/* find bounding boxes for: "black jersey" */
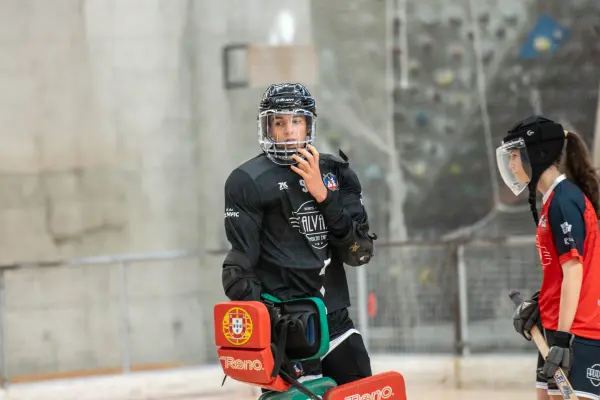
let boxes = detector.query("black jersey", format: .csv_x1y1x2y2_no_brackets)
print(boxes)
222,152,373,311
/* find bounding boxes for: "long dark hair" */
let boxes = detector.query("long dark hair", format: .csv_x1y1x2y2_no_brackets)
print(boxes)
562,131,600,214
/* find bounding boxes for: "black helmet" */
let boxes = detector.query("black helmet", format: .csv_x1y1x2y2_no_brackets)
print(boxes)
257,83,317,165
496,115,566,225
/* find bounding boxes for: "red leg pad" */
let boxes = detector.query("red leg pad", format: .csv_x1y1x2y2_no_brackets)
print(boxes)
214,301,291,392
323,371,407,400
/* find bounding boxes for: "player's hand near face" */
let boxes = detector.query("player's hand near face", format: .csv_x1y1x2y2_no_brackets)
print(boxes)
291,144,328,203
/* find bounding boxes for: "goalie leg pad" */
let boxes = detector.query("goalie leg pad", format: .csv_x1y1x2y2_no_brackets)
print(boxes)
258,377,337,400
323,371,406,400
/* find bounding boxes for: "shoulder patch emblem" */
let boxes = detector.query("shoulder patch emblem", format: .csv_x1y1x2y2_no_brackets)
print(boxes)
323,172,339,191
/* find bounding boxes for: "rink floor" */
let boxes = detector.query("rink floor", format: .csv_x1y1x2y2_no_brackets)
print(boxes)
204,387,534,399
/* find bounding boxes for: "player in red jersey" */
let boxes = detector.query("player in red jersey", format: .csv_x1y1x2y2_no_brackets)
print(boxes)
496,116,600,400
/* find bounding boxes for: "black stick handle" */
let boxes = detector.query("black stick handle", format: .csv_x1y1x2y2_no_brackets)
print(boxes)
508,290,523,306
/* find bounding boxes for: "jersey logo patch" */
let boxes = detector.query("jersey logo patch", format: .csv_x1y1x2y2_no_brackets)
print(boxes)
289,200,328,249
222,307,253,346
560,221,572,235
224,208,240,218
539,215,547,229
323,173,339,191
536,242,553,268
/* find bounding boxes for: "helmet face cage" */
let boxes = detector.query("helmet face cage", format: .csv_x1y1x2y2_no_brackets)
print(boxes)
257,109,316,165
495,137,532,196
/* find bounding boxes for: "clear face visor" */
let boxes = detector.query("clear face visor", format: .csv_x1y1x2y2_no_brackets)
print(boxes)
496,138,532,196
258,109,316,164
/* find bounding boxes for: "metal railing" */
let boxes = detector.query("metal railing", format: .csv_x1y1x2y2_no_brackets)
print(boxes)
0,250,206,386
0,235,541,385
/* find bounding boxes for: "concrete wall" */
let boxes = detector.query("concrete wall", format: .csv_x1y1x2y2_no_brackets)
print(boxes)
0,0,312,378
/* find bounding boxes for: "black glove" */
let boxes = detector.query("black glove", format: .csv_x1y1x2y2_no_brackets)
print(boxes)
512,290,541,340
538,330,573,381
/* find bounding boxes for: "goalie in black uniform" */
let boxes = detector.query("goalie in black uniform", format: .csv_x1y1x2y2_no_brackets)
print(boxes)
221,83,376,385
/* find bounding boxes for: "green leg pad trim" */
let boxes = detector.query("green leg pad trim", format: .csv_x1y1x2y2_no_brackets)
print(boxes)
261,294,330,361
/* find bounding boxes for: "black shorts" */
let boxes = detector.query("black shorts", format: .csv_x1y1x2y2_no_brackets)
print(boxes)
298,308,372,385
299,327,372,384
536,328,600,399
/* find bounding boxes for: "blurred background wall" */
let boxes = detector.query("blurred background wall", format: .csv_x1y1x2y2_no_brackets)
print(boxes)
0,0,598,388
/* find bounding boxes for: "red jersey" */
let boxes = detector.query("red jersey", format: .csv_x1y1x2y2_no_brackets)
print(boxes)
536,174,600,339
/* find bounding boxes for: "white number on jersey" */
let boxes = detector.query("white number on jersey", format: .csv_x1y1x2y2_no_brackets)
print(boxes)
299,179,308,193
